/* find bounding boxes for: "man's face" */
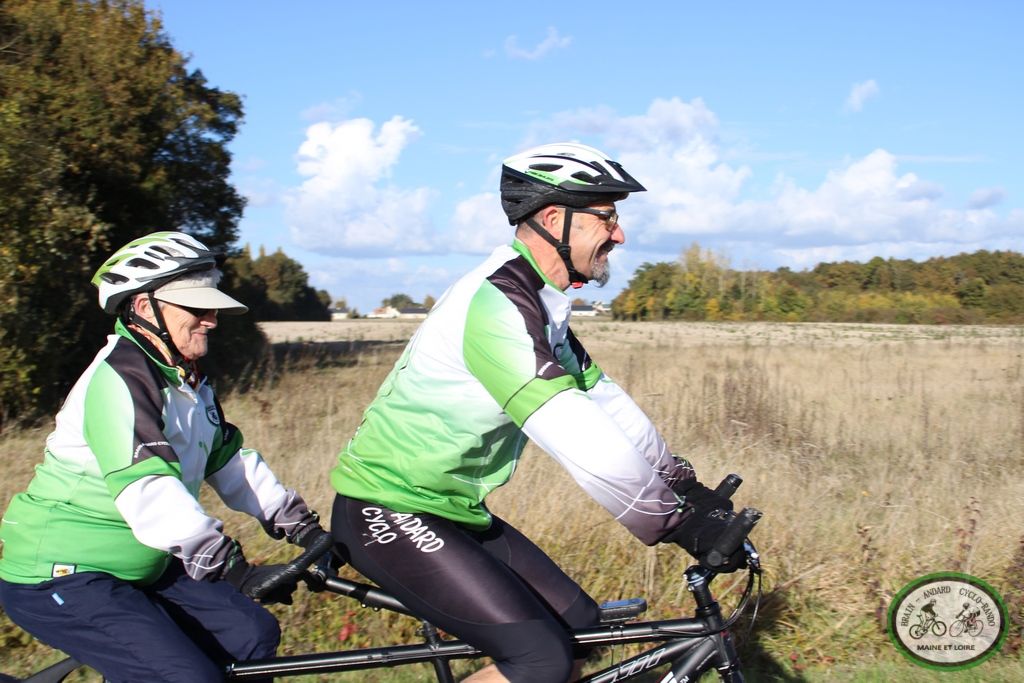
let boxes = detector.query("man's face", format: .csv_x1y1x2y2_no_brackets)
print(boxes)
565,204,624,286
160,302,218,360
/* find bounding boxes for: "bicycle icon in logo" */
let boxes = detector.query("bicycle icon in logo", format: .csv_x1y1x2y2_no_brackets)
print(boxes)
908,599,947,639
950,602,984,638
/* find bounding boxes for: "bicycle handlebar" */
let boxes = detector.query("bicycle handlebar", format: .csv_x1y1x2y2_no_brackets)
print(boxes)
704,507,763,569
713,473,743,499
247,529,335,601
705,473,763,570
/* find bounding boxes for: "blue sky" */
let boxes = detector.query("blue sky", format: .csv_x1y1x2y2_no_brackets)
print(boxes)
150,0,1021,314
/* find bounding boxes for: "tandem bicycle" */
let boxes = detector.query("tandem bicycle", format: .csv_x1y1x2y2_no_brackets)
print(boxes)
3,475,764,683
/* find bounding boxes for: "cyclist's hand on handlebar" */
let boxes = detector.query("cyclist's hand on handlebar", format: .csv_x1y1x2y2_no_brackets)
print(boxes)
663,509,746,573
290,520,328,549
291,525,345,571
224,557,301,605
673,478,734,514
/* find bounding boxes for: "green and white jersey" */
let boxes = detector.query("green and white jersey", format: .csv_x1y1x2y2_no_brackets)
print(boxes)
332,241,693,545
0,321,305,585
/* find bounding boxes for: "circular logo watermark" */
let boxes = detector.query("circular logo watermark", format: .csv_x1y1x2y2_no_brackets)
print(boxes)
887,572,1008,670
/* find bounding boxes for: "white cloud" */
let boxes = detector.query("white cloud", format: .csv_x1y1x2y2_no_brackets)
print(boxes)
844,79,880,112
968,186,1006,209
284,116,437,256
771,150,945,241
237,176,281,208
451,192,510,254
513,98,1020,267
896,153,987,164
775,235,1023,269
524,97,752,242
307,255,465,313
287,96,1020,305
504,27,572,60
300,93,364,122
233,156,268,173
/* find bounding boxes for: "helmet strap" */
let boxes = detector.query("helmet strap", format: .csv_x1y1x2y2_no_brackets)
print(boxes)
125,293,186,368
526,209,589,289
146,292,187,367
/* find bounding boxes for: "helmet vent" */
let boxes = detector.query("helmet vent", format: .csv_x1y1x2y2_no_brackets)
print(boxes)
572,171,598,182
126,257,159,269
529,163,563,172
100,272,130,285
148,246,176,257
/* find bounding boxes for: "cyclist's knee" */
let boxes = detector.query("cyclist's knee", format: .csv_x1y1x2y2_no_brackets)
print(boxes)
561,591,600,630
228,604,281,659
488,620,574,683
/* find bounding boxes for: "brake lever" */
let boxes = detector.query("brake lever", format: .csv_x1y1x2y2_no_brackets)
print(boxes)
302,546,341,592
743,540,762,574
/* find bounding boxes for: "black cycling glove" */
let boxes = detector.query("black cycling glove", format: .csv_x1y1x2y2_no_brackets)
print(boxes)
222,543,300,605
672,477,734,515
663,509,746,573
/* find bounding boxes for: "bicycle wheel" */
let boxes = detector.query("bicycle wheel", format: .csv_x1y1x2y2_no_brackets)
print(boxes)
909,624,925,640
931,620,947,637
968,621,983,637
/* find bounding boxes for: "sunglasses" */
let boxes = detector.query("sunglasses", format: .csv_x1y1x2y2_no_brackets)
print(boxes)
556,205,619,230
176,303,215,318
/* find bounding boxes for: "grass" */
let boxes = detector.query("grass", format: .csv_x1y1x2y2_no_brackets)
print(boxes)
2,320,1023,681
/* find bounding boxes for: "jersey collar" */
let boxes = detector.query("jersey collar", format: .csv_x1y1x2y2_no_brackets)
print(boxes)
114,318,193,387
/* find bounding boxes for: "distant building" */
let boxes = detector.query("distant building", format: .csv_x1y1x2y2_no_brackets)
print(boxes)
367,306,400,319
571,303,598,317
398,306,430,319
329,306,351,321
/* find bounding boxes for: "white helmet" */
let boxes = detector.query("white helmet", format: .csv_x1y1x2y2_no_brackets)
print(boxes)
500,142,645,225
92,231,222,314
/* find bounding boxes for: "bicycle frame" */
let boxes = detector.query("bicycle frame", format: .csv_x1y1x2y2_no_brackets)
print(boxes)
226,563,756,682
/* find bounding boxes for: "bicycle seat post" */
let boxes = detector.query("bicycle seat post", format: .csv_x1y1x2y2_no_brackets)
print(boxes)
418,619,456,683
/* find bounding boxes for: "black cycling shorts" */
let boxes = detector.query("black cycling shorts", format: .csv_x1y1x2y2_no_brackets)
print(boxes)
331,494,600,682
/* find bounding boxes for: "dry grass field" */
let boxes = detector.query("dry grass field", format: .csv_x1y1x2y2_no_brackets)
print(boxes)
3,319,1023,681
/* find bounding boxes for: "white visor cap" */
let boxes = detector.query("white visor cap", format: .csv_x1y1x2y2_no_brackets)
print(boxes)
152,268,248,315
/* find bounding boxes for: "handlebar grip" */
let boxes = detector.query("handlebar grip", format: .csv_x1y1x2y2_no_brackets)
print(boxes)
247,529,335,600
704,507,762,569
714,473,743,500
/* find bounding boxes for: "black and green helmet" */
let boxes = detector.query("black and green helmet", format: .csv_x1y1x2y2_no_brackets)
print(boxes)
499,142,646,226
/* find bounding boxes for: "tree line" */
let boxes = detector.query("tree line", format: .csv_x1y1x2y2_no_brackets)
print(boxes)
612,244,1024,324
230,245,331,322
0,0,333,425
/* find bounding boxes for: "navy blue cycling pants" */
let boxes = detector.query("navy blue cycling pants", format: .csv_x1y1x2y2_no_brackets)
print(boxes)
0,560,279,683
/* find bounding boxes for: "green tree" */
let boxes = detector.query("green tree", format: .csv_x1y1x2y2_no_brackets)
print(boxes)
383,293,415,309
227,247,329,321
812,261,866,291
955,277,987,308
0,0,253,424
981,283,1024,321
612,262,680,320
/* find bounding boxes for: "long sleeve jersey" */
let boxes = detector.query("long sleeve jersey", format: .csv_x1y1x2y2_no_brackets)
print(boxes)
332,241,694,545
0,320,308,585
